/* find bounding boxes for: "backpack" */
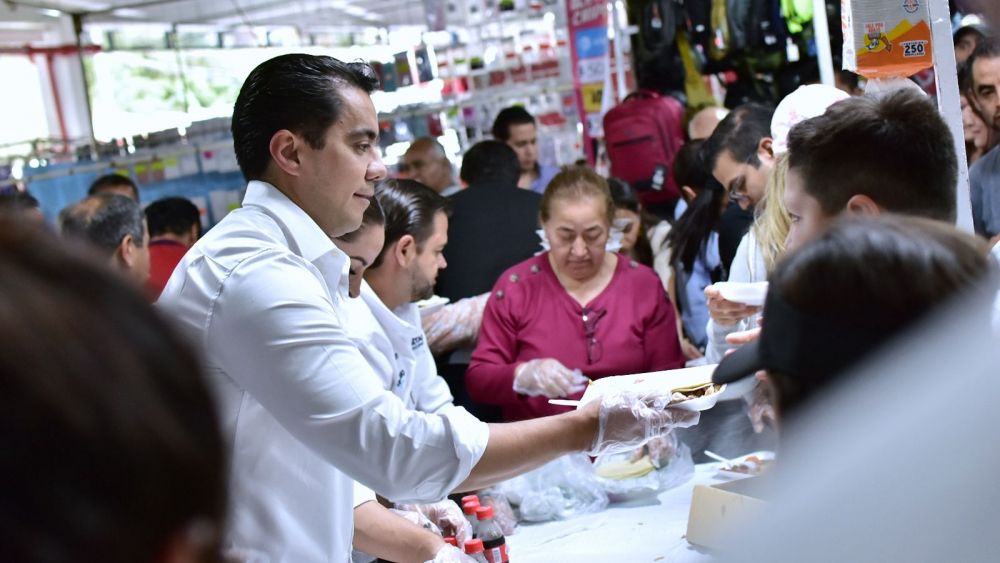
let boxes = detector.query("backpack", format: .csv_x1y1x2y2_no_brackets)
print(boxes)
603,90,685,202
640,0,683,54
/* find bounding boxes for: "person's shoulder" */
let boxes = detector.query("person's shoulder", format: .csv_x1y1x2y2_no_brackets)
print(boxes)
491,254,547,294
972,146,1000,177
616,255,663,288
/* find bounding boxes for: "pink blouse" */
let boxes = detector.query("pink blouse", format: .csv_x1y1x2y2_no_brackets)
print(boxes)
467,252,684,421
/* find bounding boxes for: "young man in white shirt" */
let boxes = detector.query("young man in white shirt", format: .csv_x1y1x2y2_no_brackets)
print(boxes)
158,53,695,562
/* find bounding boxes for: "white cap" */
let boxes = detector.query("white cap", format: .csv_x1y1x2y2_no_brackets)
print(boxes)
770,85,850,155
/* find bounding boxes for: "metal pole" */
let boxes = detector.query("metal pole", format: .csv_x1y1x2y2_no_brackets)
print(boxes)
72,13,98,157
611,0,627,102
927,0,972,232
812,0,835,87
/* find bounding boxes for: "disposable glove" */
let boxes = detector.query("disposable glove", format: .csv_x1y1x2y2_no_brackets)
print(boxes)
587,391,700,457
396,500,472,547
512,358,588,398
422,293,489,355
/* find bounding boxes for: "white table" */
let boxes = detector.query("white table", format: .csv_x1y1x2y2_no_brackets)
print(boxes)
505,464,725,562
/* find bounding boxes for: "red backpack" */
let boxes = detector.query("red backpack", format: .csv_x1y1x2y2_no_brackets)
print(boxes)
603,90,685,206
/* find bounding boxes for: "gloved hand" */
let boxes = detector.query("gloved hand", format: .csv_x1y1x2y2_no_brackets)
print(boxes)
396,500,473,547
422,293,490,355
513,359,588,398
389,508,441,535
587,391,700,457
425,544,478,563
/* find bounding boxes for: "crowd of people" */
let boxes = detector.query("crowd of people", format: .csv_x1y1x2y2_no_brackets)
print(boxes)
1,17,999,563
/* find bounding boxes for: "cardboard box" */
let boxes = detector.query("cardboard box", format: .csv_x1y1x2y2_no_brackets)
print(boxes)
686,476,766,550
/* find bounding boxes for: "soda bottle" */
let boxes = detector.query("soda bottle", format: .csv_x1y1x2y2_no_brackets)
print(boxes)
443,536,457,547
463,539,489,563
474,506,509,563
462,500,480,537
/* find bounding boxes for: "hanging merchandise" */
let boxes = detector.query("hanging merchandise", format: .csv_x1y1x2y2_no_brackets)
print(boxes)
566,0,611,164
640,0,681,53
842,0,933,79
676,30,716,114
602,90,684,203
709,0,730,60
780,0,813,34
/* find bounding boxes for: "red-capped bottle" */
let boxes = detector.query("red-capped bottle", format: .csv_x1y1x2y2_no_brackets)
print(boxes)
474,506,509,562
462,500,480,537
461,494,481,505
464,538,489,563
443,536,457,547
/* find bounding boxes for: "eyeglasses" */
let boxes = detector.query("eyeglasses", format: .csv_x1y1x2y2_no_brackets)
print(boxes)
582,307,607,365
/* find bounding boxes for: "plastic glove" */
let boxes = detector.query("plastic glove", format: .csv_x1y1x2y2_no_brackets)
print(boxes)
513,359,588,398
389,508,441,535
422,293,489,355
587,391,700,457
396,500,473,547
425,544,478,563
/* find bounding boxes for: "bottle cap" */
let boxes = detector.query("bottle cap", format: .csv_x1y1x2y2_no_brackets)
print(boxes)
461,494,481,505
444,536,457,546
464,538,485,554
475,506,494,520
462,501,480,515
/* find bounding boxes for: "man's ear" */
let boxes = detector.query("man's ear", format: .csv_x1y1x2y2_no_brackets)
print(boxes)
116,235,137,270
393,234,418,267
268,130,303,177
845,194,882,216
757,137,775,165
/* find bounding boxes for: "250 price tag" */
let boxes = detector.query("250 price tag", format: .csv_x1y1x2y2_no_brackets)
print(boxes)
902,40,928,58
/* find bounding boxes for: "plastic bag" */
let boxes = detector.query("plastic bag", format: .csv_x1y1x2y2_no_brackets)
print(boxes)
593,433,695,501
493,453,608,523
479,492,517,536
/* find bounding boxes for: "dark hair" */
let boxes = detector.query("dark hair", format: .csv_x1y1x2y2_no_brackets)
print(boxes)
540,167,615,226
145,197,200,238
672,140,710,192
968,34,1000,73
700,103,774,171
491,106,536,142
58,194,145,256
336,196,386,243
787,89,957,223
0,190,39,211
954,25,989,47
767,215,995,418
88,173,139,201
231,54,380,181
0,217,226,562
371,179,451,269
667,141,726,273
460,140,521,186
608,177,654,266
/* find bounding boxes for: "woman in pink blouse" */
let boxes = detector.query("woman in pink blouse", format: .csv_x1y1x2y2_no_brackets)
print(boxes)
467,167,685,422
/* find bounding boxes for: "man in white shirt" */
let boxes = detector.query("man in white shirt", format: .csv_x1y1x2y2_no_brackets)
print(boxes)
158,53,694,563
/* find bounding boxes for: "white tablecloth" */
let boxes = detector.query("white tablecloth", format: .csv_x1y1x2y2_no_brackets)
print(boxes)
505,464,725,562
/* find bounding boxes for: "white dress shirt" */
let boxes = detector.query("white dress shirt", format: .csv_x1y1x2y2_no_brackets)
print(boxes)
157,181,489,563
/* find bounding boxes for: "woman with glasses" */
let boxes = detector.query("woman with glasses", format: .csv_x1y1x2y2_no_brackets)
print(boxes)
466,167,685,422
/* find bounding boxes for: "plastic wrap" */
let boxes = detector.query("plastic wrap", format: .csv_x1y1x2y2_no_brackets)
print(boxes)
493,453,609,523
588,390,701,457
593,433,695,501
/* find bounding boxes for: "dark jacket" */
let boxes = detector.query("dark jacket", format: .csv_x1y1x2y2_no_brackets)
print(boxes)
436,181,542,301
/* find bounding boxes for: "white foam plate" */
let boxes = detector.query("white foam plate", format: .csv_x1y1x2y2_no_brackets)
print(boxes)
714,281,769,307
416,295,450,316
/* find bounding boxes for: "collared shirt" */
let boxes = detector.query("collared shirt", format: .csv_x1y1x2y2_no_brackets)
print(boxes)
157,181,489,563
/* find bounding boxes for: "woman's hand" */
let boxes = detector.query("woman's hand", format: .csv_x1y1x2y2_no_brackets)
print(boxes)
513,359,588,398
